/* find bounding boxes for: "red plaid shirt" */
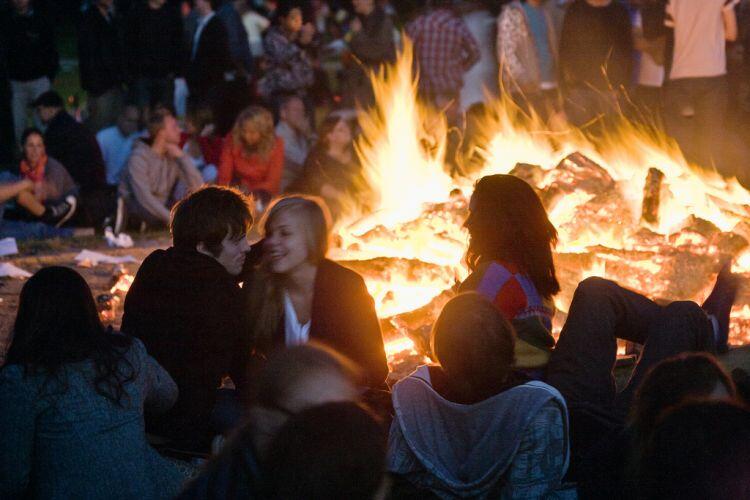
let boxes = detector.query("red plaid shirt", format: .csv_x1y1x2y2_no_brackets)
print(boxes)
406,9,481,97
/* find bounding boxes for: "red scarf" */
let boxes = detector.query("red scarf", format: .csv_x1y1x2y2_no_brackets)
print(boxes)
20,154,47,183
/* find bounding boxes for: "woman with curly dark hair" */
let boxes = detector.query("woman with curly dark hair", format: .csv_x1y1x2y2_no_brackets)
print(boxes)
0,267,184,499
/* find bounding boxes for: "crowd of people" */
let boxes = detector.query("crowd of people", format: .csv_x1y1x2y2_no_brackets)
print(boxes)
0,0,749,238
2,0,750,498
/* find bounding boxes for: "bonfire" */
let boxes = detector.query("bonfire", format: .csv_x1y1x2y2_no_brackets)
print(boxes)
328,40,750,377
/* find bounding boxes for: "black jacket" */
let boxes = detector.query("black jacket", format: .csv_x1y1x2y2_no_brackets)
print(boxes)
44,111,106,194
124,2,185,80
245,258,389,388
122,247,250,453
77,5,124,96
187,14,234,100
2,7,59,82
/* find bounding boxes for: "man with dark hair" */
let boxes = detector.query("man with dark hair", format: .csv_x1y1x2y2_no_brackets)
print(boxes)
3,0,58,144
78,0,126,133
118,108,203,229
33,90,108,224
122,185,253,455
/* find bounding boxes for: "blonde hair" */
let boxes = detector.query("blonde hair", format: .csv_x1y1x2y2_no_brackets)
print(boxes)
260,195,332,264
232,105,276,159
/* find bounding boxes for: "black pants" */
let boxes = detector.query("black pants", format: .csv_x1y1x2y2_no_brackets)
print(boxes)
546,277,714,476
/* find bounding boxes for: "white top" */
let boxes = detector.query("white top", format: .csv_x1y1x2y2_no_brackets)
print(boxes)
284,292,311,346
634,11,665,87
242,10,270,58
665,0,739,80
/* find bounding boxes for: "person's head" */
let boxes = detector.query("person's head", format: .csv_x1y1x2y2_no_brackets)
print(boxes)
261,195,331,275
147,108,181,145
465,174,560,298
264,402,387,500
431,292,517,404
4,267,134,403
275,1,303,32
21,127,45,165
639,400,750,500
632,352,736,443
12,0,31,14
315,114,355,155
116,105,140,137
352,0,375,15
32,91,64,125
170,186,254,275
194,0,217,16
232,105,276,157
278,95,307,132
185,102,214,136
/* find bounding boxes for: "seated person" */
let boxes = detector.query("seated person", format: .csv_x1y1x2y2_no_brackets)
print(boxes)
177,343,363,499
639,400,750,499
244,195,388,389
217,105,284,206
0,267,184,499
97,105,141,186
275,95,312,191
288,114,364,220
180,102,222,184
118,108,203,229
121,186,253,455
580,352,738,497
11,127,78,227
33,90,108,224
388,292,570,498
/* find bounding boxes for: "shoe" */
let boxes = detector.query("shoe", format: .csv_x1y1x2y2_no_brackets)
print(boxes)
42,195,77,228
702,260,740,353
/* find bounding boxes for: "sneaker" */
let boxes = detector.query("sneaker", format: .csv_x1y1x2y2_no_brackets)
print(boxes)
42,195,77,228
702,260,740,353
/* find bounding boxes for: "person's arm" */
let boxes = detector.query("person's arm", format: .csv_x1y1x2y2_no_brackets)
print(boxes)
724,1,739,42
501,400,568,499
0,179,34,204
134,338,179,414
348,273,389,387
256,138,285,196
0,368,36,497
175,153,204,192
217,137,235,186
127,154,172,223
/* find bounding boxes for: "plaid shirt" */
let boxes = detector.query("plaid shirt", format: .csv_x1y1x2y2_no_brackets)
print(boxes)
406,9,480,97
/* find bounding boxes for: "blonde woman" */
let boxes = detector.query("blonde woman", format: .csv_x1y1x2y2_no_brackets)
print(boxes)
217,106,285,200
244,195,388,389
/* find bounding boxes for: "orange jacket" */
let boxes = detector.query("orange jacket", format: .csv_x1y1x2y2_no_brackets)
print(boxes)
217,135,285,195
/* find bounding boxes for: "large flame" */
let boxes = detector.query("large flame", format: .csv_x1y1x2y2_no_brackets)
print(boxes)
332,39,750,364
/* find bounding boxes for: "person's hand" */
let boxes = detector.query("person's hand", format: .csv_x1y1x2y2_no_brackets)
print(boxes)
350,17,362,33
166,143,185,159
300,22,315,45
19,178,34,192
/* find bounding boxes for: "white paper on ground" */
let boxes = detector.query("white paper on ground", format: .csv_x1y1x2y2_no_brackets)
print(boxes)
104,228,134,249
0,238,18,257
0,262,31,278
74,250,137,267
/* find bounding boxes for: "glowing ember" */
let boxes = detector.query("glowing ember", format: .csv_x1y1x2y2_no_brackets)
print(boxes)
334,39,750,365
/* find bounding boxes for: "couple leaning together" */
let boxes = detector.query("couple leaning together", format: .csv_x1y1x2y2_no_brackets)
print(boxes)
2,174,739,498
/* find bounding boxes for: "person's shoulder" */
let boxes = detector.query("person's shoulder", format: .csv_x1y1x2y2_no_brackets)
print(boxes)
319,259,366,287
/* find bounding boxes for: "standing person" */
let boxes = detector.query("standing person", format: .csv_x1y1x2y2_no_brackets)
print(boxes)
186,0,235,104
121,186,254,456
0,267,185,499
244,195,388,389
78,0,126,133
631,0,667,118
3,0,58,144
559,0,633,127
258,3,315,116
124,0,185,112
663,0,738,170
275,94,312,191
97,105,142,187
497,0,561,119
217,106,284,203
406,0,480,120
216,0,254,80
342,0,396,108
237,0,271,59
119,108,203,229
459,2,499,113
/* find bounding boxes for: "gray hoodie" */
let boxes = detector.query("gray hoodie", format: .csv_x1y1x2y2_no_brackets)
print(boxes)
120,139,203,224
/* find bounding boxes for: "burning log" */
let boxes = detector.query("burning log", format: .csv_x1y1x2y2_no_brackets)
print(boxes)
641,167,665,225
548,153,615,195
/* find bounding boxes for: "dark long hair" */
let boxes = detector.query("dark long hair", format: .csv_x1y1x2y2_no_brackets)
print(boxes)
465,174,560,298
4,266,135,405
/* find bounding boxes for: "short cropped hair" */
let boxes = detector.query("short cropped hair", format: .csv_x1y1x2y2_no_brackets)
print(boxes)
21,127,43,145
170,186,254,255
146,107,173,139
260,195,331,263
